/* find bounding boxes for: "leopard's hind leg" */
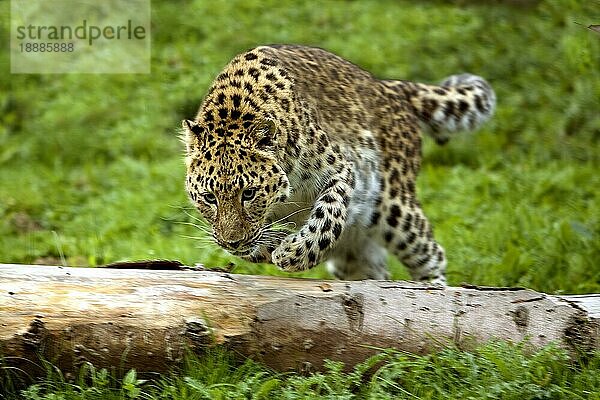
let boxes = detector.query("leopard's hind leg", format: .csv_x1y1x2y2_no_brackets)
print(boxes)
377,198,447,285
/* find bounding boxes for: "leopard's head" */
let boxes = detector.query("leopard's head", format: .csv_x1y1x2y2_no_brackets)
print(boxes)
182,111,290,257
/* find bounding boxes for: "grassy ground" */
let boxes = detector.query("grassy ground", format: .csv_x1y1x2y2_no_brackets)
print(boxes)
1,0,599,398
1,343,598,400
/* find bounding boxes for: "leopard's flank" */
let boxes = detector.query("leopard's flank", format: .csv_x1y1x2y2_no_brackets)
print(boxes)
183,45,495,284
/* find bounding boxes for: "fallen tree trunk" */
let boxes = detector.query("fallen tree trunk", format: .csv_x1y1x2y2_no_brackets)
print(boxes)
0,263,598,378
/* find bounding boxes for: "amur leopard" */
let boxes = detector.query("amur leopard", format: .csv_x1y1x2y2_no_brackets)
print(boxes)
183,45,495,284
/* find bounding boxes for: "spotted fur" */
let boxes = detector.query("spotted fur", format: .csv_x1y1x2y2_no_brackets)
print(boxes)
183,45,495,284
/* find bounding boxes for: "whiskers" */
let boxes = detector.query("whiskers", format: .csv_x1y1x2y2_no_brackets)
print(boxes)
263,206,312,231
168,205,217,249
253,229,288,249
178,232,216,250
176,220,212,235
253,205,312,249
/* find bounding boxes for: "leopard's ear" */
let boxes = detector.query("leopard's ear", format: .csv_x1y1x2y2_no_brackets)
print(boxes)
182,119,204,136
253,119,277,150
181,119,205,153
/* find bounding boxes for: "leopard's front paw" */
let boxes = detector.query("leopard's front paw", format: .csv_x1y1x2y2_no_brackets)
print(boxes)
271,234,313,272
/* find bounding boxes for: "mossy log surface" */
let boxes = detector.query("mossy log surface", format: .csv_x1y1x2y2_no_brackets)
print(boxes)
0,263,598,377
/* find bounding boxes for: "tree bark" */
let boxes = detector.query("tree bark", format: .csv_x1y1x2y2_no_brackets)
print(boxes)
0,263,598,378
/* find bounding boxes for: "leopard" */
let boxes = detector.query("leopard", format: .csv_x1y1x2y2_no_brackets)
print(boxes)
182,45,495,285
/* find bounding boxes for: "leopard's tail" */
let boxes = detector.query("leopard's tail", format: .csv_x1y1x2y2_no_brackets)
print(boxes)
387,74,496,145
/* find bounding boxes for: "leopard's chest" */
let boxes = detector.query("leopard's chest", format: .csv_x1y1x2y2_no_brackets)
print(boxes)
267,143,381,232
346,146,381,227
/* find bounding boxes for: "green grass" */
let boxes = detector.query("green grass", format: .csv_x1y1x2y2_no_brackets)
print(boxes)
1,0,599,397
1,0,599,293
2,343,599,399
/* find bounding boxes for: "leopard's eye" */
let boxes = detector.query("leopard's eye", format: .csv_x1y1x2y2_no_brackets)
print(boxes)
242,188,257,203
202,192,217,205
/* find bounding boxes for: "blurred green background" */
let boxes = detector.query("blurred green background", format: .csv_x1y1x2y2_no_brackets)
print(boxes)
1,0,598,294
